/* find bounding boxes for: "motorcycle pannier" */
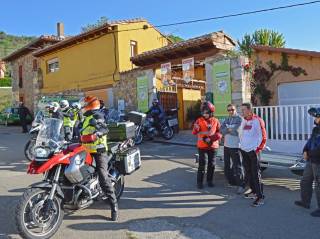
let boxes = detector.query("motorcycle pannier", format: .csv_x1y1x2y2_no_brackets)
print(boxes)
107,122,136,141
116,147,141,175
127,111,146,125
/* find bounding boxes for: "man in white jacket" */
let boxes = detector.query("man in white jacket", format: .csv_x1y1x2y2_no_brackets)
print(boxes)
240,103,267,207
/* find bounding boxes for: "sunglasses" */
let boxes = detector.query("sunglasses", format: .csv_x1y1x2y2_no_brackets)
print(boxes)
227,109,235,112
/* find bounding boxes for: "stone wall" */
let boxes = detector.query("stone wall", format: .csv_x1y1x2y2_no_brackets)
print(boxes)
114,69,155,112
10,53,38,113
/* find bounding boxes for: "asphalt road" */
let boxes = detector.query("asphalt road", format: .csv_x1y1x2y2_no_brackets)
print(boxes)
0,126,319,239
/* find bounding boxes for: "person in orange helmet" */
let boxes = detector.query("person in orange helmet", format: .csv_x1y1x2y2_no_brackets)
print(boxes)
192,101,222,189
79,96,118,221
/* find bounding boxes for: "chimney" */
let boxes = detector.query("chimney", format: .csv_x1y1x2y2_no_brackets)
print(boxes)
57,22,64,39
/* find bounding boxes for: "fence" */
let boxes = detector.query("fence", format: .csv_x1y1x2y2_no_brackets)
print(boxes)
253,104,320,154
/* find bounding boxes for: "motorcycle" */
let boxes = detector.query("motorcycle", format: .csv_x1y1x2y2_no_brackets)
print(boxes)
134,114,174,144
24,111,45,161
16,118,141,239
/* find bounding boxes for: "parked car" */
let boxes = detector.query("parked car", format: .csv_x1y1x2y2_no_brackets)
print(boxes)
0,107,32,126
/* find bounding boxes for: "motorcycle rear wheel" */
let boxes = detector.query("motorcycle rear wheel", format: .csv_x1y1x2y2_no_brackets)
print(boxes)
15,188,64,239
114,175,125,200
162,126,174,140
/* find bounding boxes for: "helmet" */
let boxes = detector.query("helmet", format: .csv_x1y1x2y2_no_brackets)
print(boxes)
201,101,215,114
59,100,69,111
80,96,100,113
152,98,159,105
48,102,60,113
308,107,320,118
71,102,81,110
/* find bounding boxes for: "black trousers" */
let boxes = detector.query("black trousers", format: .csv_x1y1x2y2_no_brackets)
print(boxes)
92,152,117,206
197,148,217,185
224,147,245,187
300,161,320,208
241,150,264,199
20,119,28,133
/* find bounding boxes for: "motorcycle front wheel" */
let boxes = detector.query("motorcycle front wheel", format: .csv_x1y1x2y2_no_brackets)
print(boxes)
15,188,64,239
24,139,36,161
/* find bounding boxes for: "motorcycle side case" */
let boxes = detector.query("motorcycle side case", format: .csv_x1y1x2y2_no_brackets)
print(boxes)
116,147,141,175
127,111,146,125
107,122,136,141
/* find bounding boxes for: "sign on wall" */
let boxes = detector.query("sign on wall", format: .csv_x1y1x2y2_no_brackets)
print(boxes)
212,59,231,117
161,62,173,86
182,57,194,83
137,75,149,112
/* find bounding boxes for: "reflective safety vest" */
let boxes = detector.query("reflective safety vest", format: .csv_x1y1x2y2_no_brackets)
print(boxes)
81,115,108,153
63,109,76,128
193,117,220,149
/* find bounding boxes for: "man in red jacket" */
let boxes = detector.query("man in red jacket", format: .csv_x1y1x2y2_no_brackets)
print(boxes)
193,101,222,189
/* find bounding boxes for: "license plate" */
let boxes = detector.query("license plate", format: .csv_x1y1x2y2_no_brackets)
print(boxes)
168,118,178,127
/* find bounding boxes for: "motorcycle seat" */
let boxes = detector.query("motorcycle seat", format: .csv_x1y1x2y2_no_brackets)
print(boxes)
108,142,121,154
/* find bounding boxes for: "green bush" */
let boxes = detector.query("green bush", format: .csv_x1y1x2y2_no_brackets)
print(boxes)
0,76,12,87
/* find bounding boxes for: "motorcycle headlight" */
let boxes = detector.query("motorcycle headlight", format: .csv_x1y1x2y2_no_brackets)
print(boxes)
34,147,50,160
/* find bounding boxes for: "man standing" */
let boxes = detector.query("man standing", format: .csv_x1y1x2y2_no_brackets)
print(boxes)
295,107,320,217
221,104,245,193
240,103,267,207
59,100,75,141
18,102,32,133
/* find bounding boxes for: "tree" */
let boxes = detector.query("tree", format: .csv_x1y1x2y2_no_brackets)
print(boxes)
167,34,184,43
81,16,109,33
238,29,286,57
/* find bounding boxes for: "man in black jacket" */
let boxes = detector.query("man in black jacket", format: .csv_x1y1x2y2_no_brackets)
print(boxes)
18,102,32,133
295,107,320,217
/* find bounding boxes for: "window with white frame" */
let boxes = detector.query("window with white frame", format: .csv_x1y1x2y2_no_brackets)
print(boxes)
130,40,138,58
47,58,59,73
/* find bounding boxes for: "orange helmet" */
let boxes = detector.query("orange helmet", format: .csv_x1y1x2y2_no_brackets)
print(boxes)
80,96,100,113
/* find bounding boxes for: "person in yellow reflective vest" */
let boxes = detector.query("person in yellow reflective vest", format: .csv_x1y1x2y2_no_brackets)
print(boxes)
79,96,118,221
60,100,75,141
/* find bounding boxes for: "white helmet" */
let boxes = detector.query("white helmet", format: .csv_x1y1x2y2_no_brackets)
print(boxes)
59,100,69,111
71,102,81,110
48,102,60,113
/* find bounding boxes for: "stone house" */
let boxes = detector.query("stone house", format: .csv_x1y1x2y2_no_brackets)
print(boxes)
2,33,61,112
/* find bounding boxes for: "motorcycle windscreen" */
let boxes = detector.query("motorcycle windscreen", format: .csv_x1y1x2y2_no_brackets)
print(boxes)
36,118,64,147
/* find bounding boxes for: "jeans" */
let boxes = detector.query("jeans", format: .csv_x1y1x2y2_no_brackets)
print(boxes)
224,147,245,187
300,161,320,208
241,150,264,199
197,148,217,186
92,153,117,206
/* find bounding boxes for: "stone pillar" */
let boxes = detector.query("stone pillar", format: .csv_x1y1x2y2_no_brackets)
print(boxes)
205,55,251,108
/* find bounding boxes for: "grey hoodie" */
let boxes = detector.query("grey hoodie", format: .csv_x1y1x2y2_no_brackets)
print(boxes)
221,114,242,148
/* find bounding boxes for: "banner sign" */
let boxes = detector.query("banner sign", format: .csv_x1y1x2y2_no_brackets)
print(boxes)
212,59,231,117
182,57,194,83
161,62,173,86
137,75,149,112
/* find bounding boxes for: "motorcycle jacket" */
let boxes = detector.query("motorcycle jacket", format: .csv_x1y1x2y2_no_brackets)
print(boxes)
62,108,76,128
147,105,165,121
192,116,221,149
81,110,108,153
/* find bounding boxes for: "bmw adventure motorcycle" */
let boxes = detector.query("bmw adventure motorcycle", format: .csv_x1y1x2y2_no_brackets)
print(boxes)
16,118,141,239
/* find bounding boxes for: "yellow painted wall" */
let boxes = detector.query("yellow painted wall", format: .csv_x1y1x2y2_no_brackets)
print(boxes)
39,21,169,94
40,33,118,94
117,22,169,71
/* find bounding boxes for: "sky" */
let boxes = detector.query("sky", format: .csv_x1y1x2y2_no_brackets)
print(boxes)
1,0,320,51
